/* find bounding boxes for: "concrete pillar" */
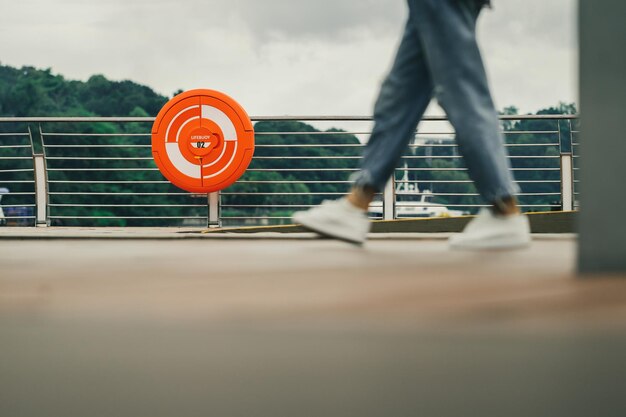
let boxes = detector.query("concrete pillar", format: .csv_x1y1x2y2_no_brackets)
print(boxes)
578,0,626,274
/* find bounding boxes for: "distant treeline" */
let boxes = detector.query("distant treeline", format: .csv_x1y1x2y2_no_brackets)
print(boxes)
0,64,577,226
0,64,168,118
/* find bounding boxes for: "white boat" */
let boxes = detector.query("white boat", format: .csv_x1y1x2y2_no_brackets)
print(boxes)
369,190,467,218
0,187,8,226
368,168,467,218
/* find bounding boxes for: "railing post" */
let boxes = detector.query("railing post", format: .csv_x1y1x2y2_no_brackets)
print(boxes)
560,154,574,211
207,191,221,228
33,154,48,227
382,176,395,221
558,120,574,211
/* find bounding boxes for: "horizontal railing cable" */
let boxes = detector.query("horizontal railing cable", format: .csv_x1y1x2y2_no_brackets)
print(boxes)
0,114,578,226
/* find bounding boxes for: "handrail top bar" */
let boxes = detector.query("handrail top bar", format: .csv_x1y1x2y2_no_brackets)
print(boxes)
0,114,578,123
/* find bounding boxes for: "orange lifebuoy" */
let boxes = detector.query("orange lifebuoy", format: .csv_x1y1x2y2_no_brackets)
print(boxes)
152,89,255,193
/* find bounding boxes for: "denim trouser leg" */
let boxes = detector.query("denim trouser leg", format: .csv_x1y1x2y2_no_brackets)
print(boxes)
352,11,433,191
353,0,519,203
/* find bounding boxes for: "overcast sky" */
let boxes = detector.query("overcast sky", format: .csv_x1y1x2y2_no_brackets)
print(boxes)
1,0,577,116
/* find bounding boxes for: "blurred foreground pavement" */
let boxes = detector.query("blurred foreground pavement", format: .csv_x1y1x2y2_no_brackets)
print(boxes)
1,230,625,416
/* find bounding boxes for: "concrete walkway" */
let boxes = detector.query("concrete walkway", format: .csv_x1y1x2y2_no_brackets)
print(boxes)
1,229,625,417
0,229,609,325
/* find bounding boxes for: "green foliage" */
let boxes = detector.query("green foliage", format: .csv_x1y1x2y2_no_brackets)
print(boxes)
0,63,577,225
248,120,360,198
395,103,579,214
0,65,168,118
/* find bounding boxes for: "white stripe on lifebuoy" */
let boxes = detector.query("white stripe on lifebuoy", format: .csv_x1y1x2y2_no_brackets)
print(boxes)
202,140,229,167
165,143,200,178
175,115,199,143
203,141,238,179
165,105,199,142
201,105,237,141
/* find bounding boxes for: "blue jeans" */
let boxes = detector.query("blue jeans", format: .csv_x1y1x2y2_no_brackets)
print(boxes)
352,0,519,203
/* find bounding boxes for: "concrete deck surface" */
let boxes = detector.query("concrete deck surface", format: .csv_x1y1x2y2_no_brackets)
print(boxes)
1,229,625,416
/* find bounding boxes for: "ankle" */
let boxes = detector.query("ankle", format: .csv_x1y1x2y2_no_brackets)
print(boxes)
347,186,376,211
491,196,520,216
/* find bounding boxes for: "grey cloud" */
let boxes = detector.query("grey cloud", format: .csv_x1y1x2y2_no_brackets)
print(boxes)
82,0,406,40
33,0,405,56
480,0,576,49
0,0,577,116
231,0,405,40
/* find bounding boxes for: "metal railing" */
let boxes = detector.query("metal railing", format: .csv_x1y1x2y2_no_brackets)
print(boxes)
0,115,578,227
0,128,36,225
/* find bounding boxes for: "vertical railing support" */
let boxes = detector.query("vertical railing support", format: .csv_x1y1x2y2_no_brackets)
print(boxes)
560,154,574,211
558,119,574,211
33,154,48,227
208,191,221,228
382,176,395,221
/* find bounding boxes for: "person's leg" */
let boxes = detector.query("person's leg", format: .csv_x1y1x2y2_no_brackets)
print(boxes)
409,0,520,212
293,8,436,243
349,9,434,209
408,0,529,249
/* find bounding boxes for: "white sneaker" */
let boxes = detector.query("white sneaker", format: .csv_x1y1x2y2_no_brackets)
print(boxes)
292,198,370,245
449,208,531,250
